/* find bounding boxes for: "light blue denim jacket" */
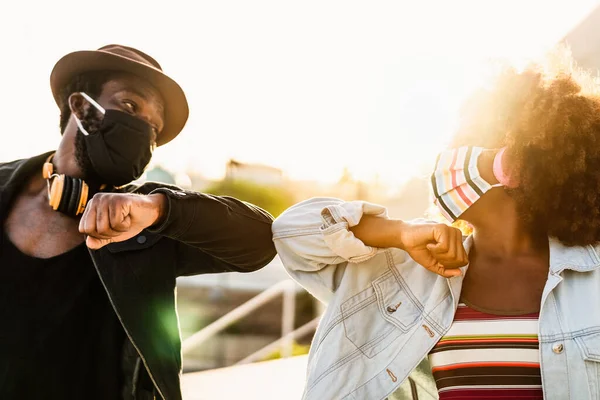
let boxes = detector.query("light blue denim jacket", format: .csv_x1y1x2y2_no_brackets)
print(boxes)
272,198,600,400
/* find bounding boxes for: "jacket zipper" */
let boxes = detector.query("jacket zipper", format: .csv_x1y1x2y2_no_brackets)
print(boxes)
90,253,166,400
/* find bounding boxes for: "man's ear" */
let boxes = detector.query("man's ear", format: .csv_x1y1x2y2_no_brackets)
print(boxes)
68,93,88,120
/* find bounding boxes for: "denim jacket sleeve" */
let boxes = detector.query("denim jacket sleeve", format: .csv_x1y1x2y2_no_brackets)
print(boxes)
272,197,388,304
147,187,277,276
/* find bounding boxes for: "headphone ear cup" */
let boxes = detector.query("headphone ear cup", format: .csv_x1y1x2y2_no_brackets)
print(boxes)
48,175,65,210
67,178,82,216
57,175,72,214
77,182,89,216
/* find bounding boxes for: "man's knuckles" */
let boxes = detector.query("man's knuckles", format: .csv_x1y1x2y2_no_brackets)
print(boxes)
89,193,132,208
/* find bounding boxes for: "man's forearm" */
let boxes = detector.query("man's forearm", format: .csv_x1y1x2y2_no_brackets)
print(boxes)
148,188,276,270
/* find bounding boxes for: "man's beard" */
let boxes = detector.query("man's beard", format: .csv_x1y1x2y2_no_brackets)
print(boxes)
74,107,103,185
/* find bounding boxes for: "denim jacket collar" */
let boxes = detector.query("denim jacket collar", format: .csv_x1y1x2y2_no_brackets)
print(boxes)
548,237,600,274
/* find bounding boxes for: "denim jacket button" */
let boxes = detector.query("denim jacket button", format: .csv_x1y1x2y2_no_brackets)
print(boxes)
422,324,435,338
552,343,564,354
386,302,401,314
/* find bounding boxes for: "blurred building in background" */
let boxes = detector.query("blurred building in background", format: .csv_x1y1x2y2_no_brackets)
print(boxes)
225,159,284,186
146,165,176,185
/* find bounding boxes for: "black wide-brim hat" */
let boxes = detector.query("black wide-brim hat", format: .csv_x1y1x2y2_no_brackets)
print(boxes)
50,44,189,146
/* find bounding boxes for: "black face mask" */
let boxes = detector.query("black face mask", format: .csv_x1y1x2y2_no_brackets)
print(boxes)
74,93,154,187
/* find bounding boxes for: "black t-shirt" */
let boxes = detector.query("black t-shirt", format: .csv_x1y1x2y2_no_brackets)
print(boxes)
0,232,126,399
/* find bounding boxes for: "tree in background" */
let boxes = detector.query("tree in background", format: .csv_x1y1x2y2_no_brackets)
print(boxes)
204,180,295,218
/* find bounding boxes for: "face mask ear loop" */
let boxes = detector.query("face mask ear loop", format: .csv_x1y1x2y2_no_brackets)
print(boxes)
74,116,89,136
493,147,515,187
79,92,106,114
73,92,106,136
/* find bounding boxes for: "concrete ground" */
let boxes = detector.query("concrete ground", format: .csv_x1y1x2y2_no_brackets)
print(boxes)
181,355,308,400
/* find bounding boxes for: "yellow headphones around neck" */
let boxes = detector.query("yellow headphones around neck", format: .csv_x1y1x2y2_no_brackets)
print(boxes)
42,155,89,216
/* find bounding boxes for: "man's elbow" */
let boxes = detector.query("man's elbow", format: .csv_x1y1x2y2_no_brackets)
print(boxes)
236,241,277,273
234,220,277,272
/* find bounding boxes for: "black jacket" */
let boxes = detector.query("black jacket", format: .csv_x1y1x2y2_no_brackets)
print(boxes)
0,153,277,399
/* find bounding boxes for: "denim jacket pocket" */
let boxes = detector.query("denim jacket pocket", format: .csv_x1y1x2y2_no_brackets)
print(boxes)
341,272,421,359
577,332,600,400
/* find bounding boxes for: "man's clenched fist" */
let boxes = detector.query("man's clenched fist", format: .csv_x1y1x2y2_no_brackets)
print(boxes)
78,193,167,250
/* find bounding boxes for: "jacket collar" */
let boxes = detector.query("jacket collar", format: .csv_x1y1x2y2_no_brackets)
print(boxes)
548,237,600,274
0,152,55,218
463,235,600,275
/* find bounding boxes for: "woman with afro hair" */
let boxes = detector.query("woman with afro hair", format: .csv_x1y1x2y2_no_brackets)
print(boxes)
272,48,600,400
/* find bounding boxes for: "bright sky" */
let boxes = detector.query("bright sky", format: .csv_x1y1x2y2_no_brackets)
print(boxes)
1,0,598,185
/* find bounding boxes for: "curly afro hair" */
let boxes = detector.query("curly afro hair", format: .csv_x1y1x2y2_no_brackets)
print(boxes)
451,48,600,246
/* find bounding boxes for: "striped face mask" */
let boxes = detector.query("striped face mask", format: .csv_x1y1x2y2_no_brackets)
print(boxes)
431,146,502,222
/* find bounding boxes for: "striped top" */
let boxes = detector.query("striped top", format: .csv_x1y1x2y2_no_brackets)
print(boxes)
428,303,543,399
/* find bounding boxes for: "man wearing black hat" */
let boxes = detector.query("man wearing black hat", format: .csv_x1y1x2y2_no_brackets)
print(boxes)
0,45,277,399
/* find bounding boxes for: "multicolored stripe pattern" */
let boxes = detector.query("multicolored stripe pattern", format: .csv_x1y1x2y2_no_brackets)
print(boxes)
428,303,543,399
431,146,494,221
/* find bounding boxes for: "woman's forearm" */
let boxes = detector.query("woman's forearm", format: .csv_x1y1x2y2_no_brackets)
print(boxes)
349,215,406,249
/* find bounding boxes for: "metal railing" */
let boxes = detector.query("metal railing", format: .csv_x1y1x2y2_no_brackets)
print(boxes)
235,317,320,365
181,279,318,363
